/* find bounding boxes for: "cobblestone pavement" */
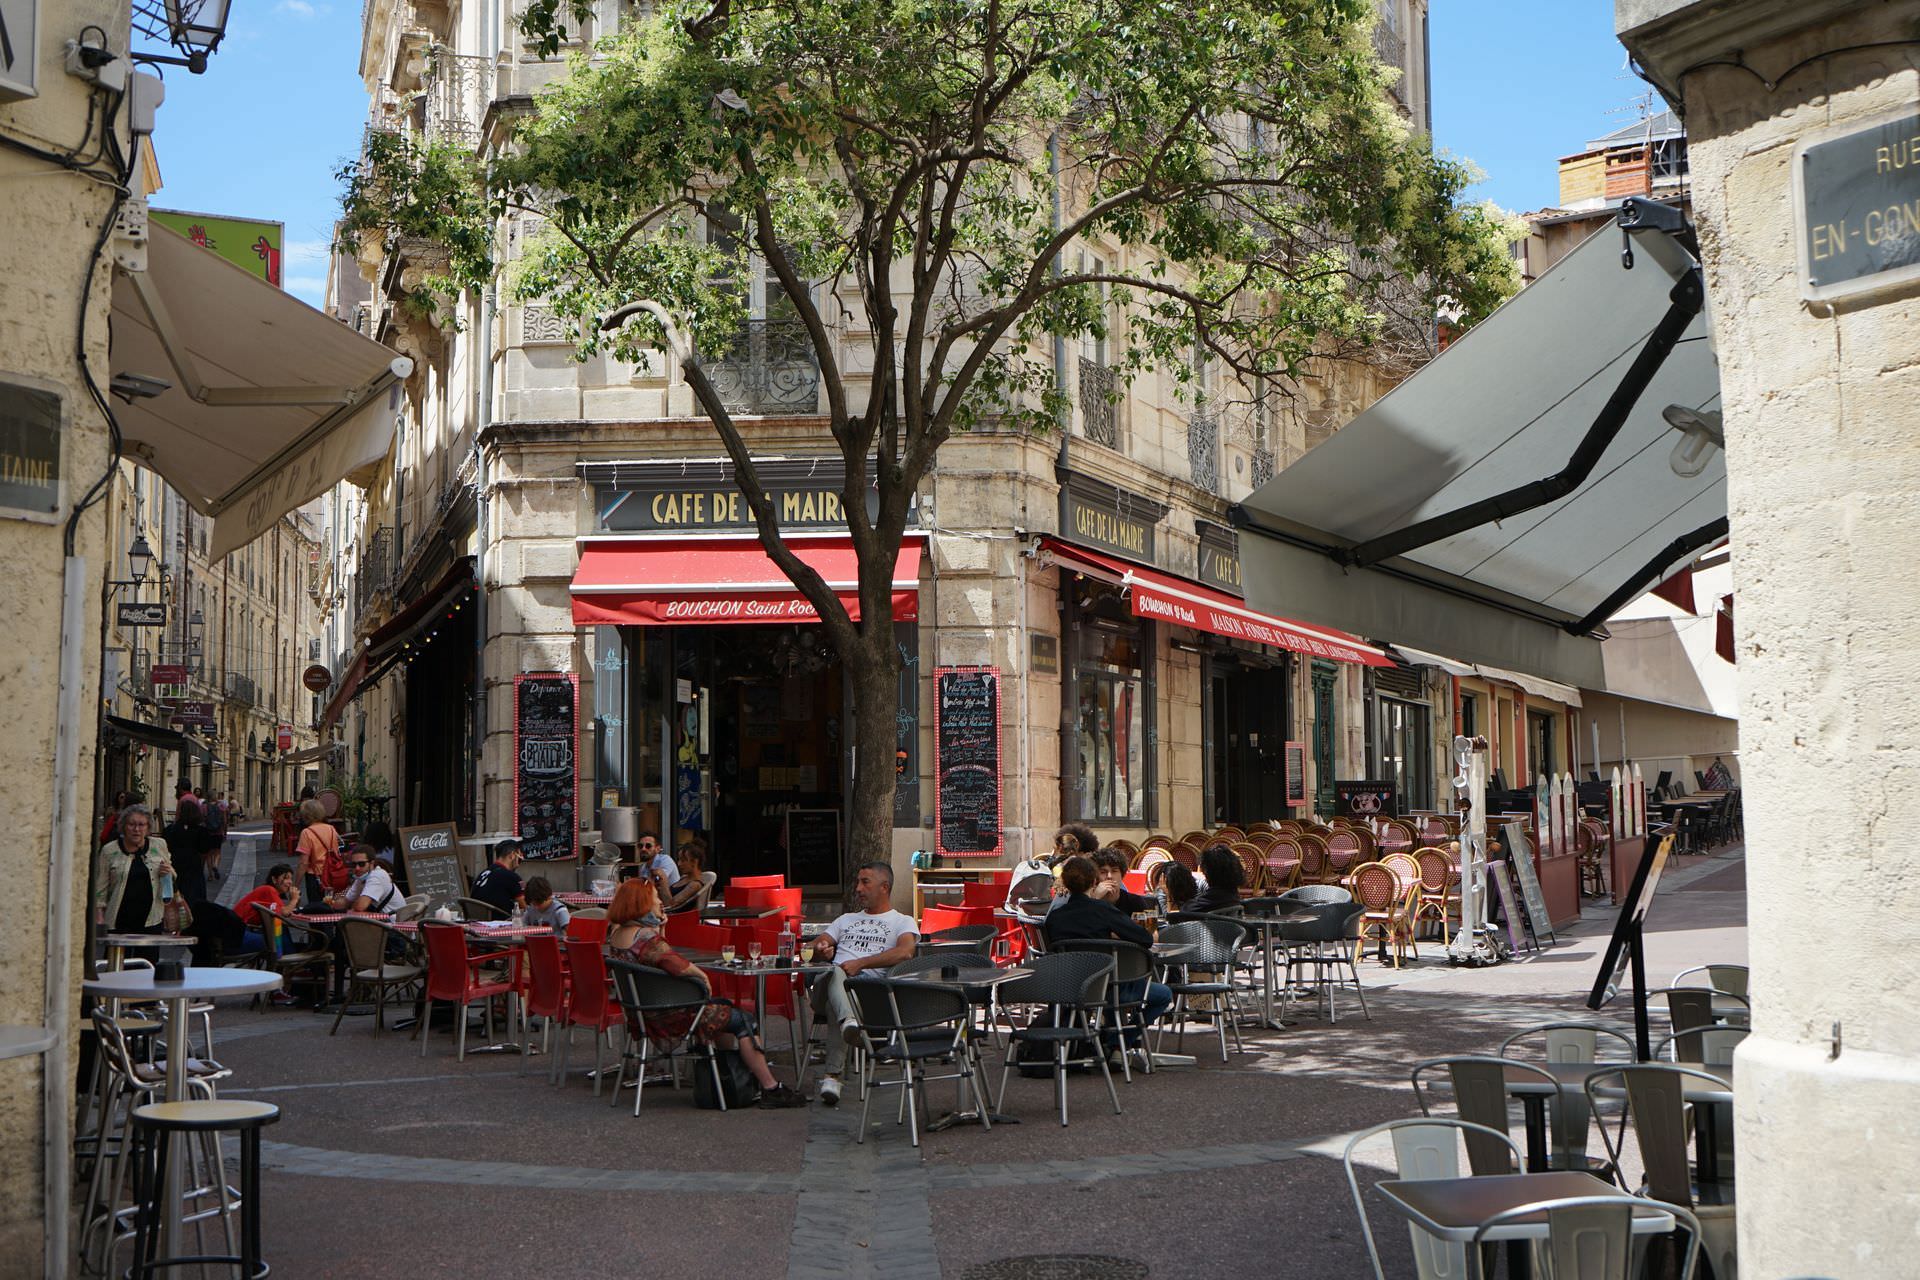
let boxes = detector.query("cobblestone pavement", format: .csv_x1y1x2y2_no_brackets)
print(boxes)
184,842,1744,1278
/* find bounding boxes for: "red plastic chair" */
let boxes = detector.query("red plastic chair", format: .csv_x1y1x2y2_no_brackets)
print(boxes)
520,933,571,1080
559,939,626,1095
921,905,973,935
742,885,803,928
660,917,753,1006
565,916,609,944
727,875,785,893
1122,871,1149,895
960,881,1006,909
415,922,516,1062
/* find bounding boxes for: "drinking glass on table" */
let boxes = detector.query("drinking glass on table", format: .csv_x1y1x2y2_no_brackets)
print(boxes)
747,938,763,965
720,942,737,966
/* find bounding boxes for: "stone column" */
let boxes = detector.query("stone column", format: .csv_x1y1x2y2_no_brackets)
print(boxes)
1620,3,1920,1274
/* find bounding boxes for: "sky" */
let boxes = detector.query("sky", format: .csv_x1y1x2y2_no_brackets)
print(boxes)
149,1,1646,310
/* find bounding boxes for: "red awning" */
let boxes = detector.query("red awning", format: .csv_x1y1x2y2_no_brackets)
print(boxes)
570,533,922,626
1040,537,1392,667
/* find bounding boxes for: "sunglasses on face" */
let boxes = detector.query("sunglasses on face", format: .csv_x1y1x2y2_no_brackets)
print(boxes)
350,860,370,869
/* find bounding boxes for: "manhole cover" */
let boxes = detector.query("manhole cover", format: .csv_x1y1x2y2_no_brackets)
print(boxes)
960,1257,1148,1280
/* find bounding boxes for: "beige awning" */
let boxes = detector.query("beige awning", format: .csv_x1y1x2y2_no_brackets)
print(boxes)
110,223,412,559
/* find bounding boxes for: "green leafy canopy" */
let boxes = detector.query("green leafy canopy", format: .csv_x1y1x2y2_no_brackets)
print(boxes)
339,0,1517,628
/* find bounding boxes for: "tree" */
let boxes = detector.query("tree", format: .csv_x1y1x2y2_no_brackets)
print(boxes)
340,0,1518,877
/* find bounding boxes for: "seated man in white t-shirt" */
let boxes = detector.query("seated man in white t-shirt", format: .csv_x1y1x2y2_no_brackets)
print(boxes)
809,861,918,1106
327,844,404,914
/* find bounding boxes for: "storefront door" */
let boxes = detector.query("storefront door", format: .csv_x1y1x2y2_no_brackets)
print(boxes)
1207,659,1291,825
1310,660,1337,817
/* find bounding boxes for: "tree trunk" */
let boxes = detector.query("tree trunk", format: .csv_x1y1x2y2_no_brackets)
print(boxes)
843,622,901,886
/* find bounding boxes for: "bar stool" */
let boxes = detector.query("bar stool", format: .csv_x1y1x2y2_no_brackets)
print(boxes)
82,1007,231,1277
127,1100,280,1280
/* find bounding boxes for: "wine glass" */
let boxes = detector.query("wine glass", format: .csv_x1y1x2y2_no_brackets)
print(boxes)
720,942,737,966
747,939,764,966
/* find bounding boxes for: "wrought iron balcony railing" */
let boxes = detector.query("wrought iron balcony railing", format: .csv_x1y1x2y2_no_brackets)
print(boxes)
1187,409,1220,495
423,49,491,146
1078,358,1119,448
704,319,820,415
225,673,258,707
356,526,395,616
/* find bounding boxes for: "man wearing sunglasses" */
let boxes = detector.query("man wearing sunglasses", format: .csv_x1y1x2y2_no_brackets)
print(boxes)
326,842,405,915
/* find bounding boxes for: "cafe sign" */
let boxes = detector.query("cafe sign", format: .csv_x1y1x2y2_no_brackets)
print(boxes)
1058,470,1166,563
586,456,911,534
1796,110,1920,303
0,375,62,522
1196,521,1242,596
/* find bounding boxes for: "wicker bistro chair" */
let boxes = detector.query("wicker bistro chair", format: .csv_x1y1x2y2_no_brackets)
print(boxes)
1243,829,1278,852
329,917,424,1035
1261,836,1304,893
994,952,1123,1127
1231,843,1268,896
1153,918,1250,1062
844,977,988,1147
604,958,734,1115
1325,828,1376,877
1176,830,1213,850
1167,842,1201,873
455,896,506,922
1349,862,1419,969
1295,833,1332,885
1105,838,1139,863
1412,849,1462,944
1343,1118,1525,1280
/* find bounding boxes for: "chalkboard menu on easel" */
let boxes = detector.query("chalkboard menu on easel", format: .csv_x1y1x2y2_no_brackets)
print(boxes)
399,822,464,909
786,808,842,886
1501,820,1557,946
934,666,1002,858
514,673,578,860
1284,742,1307,808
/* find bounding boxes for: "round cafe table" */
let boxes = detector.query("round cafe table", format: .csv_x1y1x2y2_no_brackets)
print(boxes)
83,967,283,1261
97,932,192,971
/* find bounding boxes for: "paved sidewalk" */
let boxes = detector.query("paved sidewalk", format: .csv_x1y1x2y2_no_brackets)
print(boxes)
192,842,1746,1278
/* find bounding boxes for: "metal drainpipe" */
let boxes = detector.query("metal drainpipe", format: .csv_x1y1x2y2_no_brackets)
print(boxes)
471,283,492,831
1049,130,1072,835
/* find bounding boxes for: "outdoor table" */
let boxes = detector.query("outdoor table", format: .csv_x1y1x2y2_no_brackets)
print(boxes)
98,932,192,971
83,967,282,1263
681,950,836,1086
556,892,612,907
888,965,1035,1131
1233,910,1321,1029
699,905,783,921
1374,1170,1675,1276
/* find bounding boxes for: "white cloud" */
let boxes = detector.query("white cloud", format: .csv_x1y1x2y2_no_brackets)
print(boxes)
275,0,324,17
286,276,328,306
285,238,332,266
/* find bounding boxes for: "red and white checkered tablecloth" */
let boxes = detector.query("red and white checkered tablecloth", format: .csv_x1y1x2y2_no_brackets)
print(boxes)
555,892,612,906
290,911,395,925
391,921,551,940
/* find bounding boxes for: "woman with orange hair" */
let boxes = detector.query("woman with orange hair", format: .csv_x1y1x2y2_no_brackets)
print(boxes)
604,876,803,1108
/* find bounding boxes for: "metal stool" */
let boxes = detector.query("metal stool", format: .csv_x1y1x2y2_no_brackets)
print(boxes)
127,1100,279,1279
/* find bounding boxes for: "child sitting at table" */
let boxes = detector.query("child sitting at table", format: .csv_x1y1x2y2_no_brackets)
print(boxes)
522,877,571,934
234,864,298,955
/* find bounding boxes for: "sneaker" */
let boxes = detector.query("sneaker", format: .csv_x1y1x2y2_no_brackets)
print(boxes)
841,1017,866,1049
818,1075,842,1107
268,991,298,1007
758,1084,808,1109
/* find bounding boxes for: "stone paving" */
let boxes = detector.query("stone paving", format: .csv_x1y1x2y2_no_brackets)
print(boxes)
178,839,1745,1278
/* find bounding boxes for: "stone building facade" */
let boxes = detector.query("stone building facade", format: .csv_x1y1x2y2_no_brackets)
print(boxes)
328,0,1448,889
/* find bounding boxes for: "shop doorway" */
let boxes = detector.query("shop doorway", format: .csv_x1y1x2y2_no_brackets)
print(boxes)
1207,659,1291,825
654,624,847,886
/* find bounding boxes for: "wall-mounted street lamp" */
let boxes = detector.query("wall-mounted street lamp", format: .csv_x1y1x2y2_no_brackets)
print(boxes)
127,533,154,585
131,0,234,73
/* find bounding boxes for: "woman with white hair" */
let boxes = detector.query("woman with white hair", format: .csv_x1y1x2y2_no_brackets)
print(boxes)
93,803,178,934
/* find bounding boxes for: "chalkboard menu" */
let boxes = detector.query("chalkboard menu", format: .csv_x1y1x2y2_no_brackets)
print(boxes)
399,822,464,908
1501,820,1557,946
1334,779,1397,818
1284,741,1307,808
786,808,842,886
933,666,1002,858
514,673,578,860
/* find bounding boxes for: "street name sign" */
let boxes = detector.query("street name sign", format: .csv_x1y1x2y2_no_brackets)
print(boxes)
1797,110,1920,303
118,602,167,627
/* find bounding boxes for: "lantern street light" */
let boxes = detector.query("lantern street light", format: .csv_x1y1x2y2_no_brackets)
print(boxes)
127,534,154,585
131,0,234,73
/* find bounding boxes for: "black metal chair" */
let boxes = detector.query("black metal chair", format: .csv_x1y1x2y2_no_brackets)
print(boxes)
1052,938,1158,1079
994,952,1121,1126
845,976,986,1147
1276,900,1370,1023
916,924,998,956
605,958,733,1115
1154,918,1249,1061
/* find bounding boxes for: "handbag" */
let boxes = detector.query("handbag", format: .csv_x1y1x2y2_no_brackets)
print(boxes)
693,1047,762,1110
162,895,194,936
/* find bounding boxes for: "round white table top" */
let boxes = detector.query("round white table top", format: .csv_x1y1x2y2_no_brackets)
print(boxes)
83,968,283,1000
98,933,192,950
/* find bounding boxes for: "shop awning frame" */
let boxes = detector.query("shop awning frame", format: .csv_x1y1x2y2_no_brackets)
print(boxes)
110,223,413,560
1231,203,1724,690
1039,537,1392,667
318,558,476,732
104,714,211,760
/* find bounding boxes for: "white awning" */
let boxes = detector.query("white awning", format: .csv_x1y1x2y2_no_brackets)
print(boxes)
1236,217,1721,689
1390,645,1480,679
110,223,412,559
1474,665,1584,708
